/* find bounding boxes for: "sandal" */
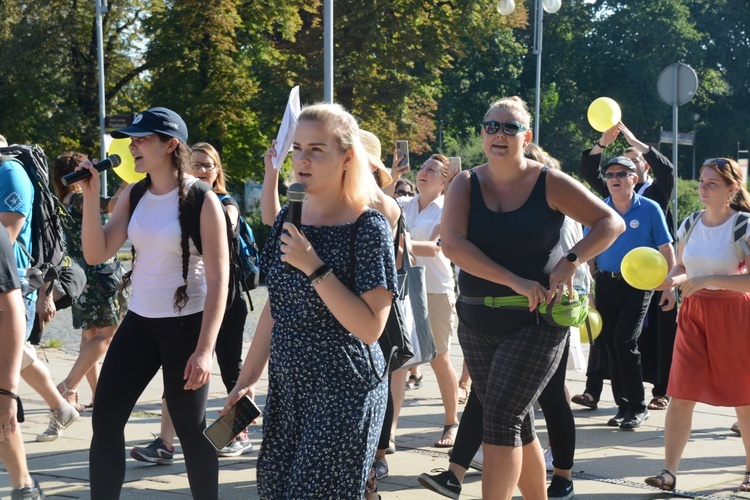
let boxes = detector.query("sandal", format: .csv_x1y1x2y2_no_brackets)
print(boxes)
458,382,470,405
434,423,459,448
57,381,85,412
571,393,598,410
731,421,741,435
645,469,676,491
740,471,750,492
406,373,423,390
648,395,670,410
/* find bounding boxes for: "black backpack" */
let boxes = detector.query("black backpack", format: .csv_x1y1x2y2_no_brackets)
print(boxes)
129,179,253,310
0,145,71,294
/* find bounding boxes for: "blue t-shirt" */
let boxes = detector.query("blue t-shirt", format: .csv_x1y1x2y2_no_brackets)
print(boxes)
586,194,672,273
0,158,34,269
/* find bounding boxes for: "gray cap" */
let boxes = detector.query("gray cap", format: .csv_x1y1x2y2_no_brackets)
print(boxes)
603,156,636,172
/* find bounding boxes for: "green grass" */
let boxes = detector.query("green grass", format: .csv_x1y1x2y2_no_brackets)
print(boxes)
43,339,64,349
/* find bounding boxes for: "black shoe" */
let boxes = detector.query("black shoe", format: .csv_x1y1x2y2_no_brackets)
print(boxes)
418,469,461,499
607,410,627,427
620,409,650,430
547,474,575,500
11,478,45,500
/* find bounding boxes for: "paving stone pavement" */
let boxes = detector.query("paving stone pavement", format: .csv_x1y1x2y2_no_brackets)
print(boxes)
2,286,749,498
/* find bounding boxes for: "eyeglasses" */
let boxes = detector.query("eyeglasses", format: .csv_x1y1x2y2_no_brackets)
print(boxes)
190,162,217,171
482,121,528,136
396,189,414,197
604,171,635,179
703,158,730,168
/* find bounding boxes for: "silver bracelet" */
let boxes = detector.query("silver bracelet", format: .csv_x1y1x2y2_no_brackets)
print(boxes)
311,268,333,287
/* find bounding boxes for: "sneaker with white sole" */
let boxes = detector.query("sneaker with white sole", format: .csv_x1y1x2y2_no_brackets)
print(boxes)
11,478,45,500
130,437,175,465
36,401,79,442
544,446,554,471
547,474,574,500
418,469,461,499
218,435,253,457
470,445,483,471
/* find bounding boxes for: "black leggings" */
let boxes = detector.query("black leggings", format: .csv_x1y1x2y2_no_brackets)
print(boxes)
451,338,575,471
215,296,248,393
90,311,218,500
377,374,394,450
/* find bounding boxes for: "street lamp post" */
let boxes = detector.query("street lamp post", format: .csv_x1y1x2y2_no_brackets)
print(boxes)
496,0,561,144
95,0,108,195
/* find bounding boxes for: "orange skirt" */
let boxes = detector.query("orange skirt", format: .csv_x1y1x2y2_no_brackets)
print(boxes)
668,289,750,406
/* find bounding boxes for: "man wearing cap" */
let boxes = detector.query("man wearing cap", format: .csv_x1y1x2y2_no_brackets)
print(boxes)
576,123,679,414
585,156,675,430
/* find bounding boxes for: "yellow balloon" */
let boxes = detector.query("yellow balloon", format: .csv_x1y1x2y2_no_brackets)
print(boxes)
579,307,602,343
108,138,146,184
621,246,668,290
587,97,621,132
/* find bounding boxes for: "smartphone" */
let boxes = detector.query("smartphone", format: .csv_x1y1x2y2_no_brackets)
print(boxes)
448,156,462,176
203,395,261,451
395,140,409,169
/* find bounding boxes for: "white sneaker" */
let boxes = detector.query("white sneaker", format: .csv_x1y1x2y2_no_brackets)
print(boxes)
544,446,554,471
218,435,253,457
470,445,483,471
36,401,79,442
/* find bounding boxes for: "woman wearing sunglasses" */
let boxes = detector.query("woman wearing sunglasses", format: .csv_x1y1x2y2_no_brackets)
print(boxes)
440,96,623,499
645,158,750,493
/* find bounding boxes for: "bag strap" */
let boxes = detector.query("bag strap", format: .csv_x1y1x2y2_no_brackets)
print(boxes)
219,195,255,311
733,212,750,265
679,210,703,250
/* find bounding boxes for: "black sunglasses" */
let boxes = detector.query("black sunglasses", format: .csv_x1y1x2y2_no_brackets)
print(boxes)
703,158,730,168
482,120,528,136
604,171,634,179
396,189,414,197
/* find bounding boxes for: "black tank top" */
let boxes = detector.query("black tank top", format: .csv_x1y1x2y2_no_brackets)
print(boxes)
457,166,564,335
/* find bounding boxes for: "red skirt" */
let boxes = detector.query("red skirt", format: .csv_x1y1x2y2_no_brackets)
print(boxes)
667,289,750,406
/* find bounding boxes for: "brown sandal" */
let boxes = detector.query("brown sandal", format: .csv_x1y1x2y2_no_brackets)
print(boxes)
458,382,470,405
645,469,676,491
648,395,670,410
740,471,750,492
571,393,598,410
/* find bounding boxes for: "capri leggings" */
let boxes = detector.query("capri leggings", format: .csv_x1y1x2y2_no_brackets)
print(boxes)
458,320,567,447
90,310,218,500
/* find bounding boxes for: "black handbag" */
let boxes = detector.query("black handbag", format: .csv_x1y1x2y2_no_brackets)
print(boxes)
94,259,124,294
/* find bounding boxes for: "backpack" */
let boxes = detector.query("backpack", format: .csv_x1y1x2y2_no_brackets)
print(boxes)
0,145,72,295
218,195,260,292
129,179,253,311
681,210,750,267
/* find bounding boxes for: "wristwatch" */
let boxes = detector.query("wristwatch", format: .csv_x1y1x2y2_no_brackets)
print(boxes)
565,252,579,265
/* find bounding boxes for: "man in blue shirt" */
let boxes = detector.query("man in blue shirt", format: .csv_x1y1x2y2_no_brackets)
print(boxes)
589,156,675,430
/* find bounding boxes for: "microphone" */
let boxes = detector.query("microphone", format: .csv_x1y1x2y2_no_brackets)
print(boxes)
61,154,122,186
285,183,306,271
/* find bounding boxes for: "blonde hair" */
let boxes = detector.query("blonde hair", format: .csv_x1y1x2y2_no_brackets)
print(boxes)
297,103,378,210
485,96,532,130
191,142,228,195
428,154,449,177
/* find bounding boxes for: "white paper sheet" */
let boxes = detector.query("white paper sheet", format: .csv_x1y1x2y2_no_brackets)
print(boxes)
272,85,301,170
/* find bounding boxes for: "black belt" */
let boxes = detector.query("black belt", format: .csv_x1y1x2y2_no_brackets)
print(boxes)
597,270,623,280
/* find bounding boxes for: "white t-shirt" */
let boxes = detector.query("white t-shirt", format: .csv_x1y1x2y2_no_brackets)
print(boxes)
678,212,750,290
128,177,207,317
399,194,454,294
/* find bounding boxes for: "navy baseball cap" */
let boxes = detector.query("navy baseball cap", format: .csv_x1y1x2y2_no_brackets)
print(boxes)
111,107,188,144
602,156,636,172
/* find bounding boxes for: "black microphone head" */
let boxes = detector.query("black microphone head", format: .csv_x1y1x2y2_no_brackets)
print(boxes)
287,183,306,203
109,154,122,167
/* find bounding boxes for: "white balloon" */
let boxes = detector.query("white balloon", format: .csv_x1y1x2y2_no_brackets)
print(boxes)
496,0,516,16
542,0,562,14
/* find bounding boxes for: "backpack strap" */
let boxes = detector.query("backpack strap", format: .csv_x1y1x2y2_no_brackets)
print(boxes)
733,212,750,264
218,194,255,310
679,210,704,249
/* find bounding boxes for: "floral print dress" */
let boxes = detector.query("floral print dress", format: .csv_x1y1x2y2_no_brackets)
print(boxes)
64,193,124,330
257,207,396,499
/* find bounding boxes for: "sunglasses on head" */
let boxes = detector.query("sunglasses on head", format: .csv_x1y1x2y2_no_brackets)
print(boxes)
396,189,414,197
604,171,634,179
703,158,730,168
482,121,528,136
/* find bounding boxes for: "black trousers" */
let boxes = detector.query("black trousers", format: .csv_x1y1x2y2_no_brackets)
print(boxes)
595,273,653,413
90,311,218,500
215,295,248,393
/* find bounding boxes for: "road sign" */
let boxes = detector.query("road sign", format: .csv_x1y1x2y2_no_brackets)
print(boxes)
657,63,698,106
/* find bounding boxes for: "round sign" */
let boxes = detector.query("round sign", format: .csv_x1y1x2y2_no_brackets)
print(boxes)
657,63,698,106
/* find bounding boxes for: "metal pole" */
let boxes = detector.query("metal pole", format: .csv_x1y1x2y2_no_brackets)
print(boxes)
323,0,333,103
672,75,679,237
532,0,543,143
95,0,108,195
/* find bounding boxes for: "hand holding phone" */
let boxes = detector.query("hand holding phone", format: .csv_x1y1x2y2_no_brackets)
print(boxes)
448,157,462,177
204,395,261,451
394,140,410,174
